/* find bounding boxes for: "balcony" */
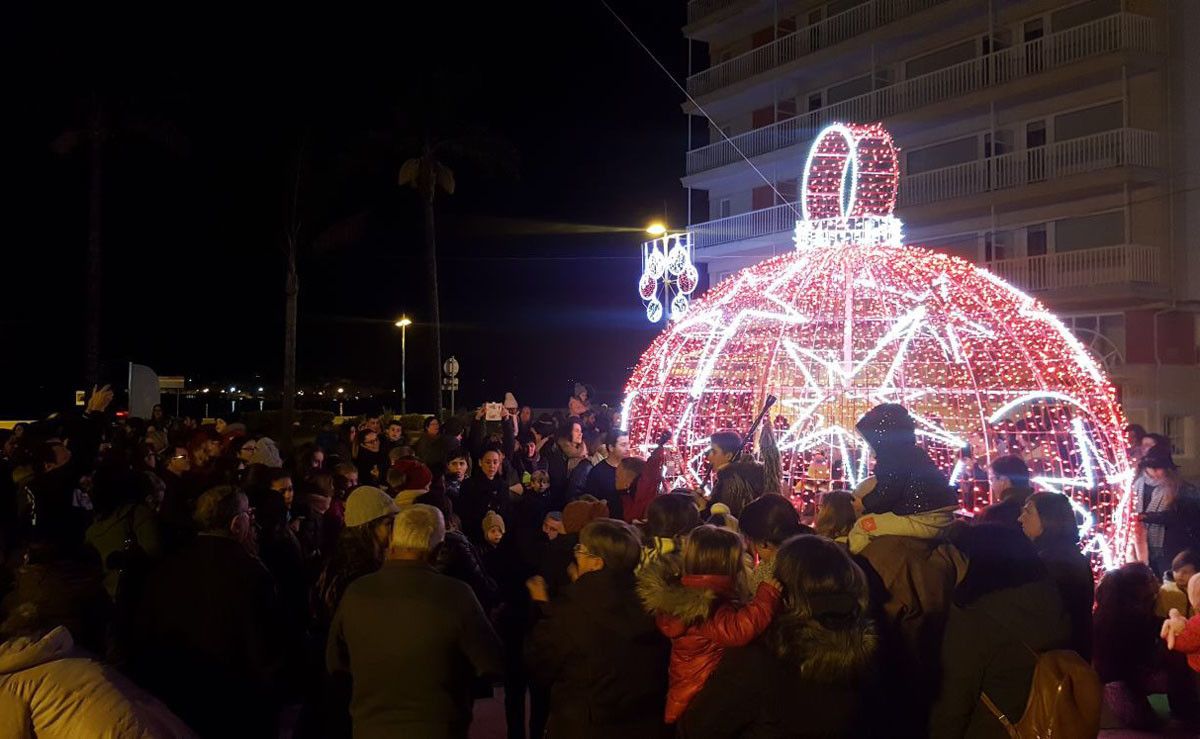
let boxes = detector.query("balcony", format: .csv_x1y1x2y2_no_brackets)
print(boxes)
986,244,1164,295
687,0,746,26
687,12,1161,176
692,129,1161,251
689,0,950,97
899,129,1162,207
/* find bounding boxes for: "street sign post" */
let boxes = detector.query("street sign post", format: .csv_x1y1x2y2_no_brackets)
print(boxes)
443,356,460,415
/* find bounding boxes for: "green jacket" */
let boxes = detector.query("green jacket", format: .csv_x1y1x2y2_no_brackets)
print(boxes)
327,559,503,739
84,503,162,599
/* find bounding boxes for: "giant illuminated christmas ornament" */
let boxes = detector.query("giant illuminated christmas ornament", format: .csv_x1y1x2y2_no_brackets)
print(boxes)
623,122,1135,568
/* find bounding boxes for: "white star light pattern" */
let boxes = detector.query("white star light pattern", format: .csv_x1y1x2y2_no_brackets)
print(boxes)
622,123,1135,570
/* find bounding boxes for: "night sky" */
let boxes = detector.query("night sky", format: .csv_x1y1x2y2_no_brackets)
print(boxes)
1,3,694,415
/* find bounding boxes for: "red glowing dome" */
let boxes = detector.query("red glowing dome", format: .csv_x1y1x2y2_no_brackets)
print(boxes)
623,123,1134,567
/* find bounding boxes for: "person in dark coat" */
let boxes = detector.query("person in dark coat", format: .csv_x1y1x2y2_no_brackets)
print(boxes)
1019,492,1094,660
414,416,451,476
855,403,958,517
133,486,283,738
456,448,512,547
679,535,880,738
1136,444,1200,576
525,519,670,739
585,429,629,507
544,420,590,511
975,455,1034,528
930,524,1072,739
327,504,503,739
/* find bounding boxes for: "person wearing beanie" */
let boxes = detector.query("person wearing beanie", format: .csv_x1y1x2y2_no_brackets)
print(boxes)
483,511,506,546
707,502,739,532
846,403,959,554
389,460,435,507
563,499,609,535
248,437,284,469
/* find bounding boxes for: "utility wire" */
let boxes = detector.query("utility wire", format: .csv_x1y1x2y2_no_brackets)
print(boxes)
597,0,802,221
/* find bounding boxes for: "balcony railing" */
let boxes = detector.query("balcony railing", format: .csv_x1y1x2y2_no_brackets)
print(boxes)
986,244,1163,293
693,129,1161,250
687,0,745,25
693,200,802,250
899,129,1162,206
687,12,1160,175
689,0,950,96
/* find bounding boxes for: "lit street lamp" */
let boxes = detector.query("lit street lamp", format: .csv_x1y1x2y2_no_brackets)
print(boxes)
395,316,413,414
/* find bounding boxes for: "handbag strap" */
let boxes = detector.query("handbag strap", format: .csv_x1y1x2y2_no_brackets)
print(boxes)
979,692,1019,738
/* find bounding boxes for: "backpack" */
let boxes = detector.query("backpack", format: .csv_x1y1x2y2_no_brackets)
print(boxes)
980,648,1102,739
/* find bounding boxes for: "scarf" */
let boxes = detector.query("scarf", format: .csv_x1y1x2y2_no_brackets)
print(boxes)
557,437,588,474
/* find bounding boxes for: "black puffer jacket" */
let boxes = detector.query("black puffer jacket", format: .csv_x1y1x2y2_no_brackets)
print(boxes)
435,530,498,609
855,404,957,516
526,568,670,739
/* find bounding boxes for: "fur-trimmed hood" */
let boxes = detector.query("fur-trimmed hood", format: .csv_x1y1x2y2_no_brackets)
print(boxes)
637,553,749,626
772,613,878,684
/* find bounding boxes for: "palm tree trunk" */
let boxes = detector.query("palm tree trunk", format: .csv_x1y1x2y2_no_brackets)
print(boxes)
84,106,104,388
282,252,298,444
424,196,442,415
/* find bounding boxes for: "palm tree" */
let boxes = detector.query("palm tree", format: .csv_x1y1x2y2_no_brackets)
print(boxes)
52,93,186,387
391,82,517,413
398,140,455,415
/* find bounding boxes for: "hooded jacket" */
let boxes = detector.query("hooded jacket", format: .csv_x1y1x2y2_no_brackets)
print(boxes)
526,569,670,738
930,578,1071,739
855,404,957,516
0,626,194,738
637,554,780,723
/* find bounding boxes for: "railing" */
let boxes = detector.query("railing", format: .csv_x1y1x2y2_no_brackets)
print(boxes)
689,0,949,96
687,13,1160,175
687,0,746,25
692,200,803,250
986,244,1163,293
900,128,1162,206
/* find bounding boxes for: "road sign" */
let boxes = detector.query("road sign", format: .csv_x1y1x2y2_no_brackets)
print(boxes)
442,378,460,390
443,356,460,378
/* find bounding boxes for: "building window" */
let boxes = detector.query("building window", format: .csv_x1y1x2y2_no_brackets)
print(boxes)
1054,211,1124,252
907,136,978,175
1053,101,1123,141
776,179,798,205
921,234,980,262
984,231,1013,262
719,199,732,219
1050,0,1121,33
906,39,976,78
807,92,823,112
1164,415,1189,457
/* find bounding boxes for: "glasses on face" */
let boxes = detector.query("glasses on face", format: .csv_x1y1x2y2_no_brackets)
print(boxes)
277,485,294,492
573,543,601,560
171,454,187,462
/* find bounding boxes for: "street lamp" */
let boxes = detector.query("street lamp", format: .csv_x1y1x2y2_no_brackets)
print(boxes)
395,316,413,414
646,222,667,236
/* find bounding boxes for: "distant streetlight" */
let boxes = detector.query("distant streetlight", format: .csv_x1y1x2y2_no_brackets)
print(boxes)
337,387,345,394
395,315,413,414
646,222,667,236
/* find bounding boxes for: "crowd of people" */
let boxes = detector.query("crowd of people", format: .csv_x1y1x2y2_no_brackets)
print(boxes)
1,384,1199,738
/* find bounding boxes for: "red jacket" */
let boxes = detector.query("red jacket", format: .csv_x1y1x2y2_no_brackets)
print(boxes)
620,446,666,523
652,575,780,723
1171,613,1200,673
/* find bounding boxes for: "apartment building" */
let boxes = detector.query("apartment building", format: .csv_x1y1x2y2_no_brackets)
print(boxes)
678,0,1200,468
